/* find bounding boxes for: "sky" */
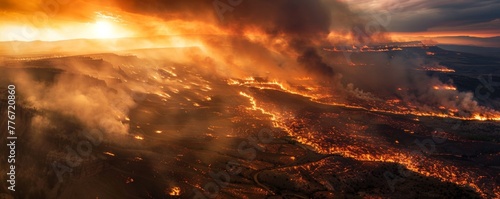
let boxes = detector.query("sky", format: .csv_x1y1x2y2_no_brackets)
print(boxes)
342,0,500,36
0,0,499,44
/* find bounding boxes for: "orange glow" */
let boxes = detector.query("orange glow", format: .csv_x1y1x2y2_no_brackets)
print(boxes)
168,187,181,196
389,32,500,47
134,135,144,140
239,91,280,124
233,77,500,122
433,85,457,91
473,114,488,121
390,31,500,39
419,66,455,73
2,2,499,197
234,79,493,197
92,20,115,38
0,12,136,41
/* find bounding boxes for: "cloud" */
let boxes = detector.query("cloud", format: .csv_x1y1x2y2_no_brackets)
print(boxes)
343,0,500,34
429,19,500,33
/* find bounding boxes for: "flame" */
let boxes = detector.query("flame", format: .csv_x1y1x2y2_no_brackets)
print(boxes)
239,92,280,125
134,135,144,140
230,77,325,100
473,114,488,121
419,66,455,73
236,84,491,197
433,85,457,90
125,177,134,184
168,186,181,196
232,77,500,121
2,2,497,197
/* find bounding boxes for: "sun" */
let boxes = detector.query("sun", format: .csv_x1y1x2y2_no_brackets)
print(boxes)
93,20,114,38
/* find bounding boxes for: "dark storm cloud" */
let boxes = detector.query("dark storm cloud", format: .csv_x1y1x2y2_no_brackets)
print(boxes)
383,0,500,32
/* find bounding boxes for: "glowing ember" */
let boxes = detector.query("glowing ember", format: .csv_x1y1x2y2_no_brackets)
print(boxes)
134,135,144,140
433,85,457,90
473,114,488,121
126,177,134,184
133,157,143,161
239,92,277,120
2,0,499,198
233,77,500,121
419,66,455,73
168,187,181,196
103,152,115,157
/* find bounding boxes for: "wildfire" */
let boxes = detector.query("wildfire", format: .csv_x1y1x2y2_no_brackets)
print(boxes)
290,117,497,197
134,135,144,140
168,187,181,196
239,92,280,124
473,114,488,121
433,85,457,90
369,107,500,121
229,77,326,100
3,0,498,198
125,177,134,184
231,78,500,121
386,99,401,104
419,66,455,73
237,87,490,197
227,75,500,197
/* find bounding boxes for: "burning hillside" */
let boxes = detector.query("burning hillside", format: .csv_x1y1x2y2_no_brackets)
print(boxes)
1,0,499,198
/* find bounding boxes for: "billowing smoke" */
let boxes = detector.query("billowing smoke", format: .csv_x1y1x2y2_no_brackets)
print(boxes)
332,51,500,117
2,0,497,138
102,0,368,78
80,0,497,117
3,56,161,135
1,1,499,198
